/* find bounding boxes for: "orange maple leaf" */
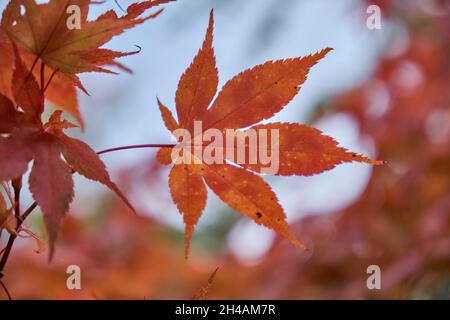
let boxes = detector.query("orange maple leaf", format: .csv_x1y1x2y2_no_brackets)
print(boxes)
0,0,175,125
0,29,81,124
157,10,382,257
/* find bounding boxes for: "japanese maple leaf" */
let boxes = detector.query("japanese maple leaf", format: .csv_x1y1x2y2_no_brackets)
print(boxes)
157,10,382,257
0,29,81,125
0,47,133,259
1,0,175,123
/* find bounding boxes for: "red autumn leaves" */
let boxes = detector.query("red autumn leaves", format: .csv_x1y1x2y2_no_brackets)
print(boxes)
157,11,382,257
0,46,133,258
0,1,381,262
0,0,174,259
0,0,174,125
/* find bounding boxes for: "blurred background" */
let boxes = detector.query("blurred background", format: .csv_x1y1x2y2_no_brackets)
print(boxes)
1,0,449,299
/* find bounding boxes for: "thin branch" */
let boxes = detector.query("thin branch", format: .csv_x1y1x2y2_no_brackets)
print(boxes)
19,202,38,224
0,180,23,278
0,235,16,279
0,279,12,300
0,201,38,278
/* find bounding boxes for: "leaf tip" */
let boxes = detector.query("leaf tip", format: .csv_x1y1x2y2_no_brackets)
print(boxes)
365,157,385,166
292,238,308,251
315,47,333,60
47,241,56,264
110,183,136,214
184,225,194,260
280,225,308,251
203,9,215,47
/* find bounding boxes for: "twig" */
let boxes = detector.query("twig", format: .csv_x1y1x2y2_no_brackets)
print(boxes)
0,180,24,279
0,279,12,300
0,202,38,279
20,202,38,224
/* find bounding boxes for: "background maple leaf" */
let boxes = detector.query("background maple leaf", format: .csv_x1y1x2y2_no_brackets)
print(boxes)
0,0,174,126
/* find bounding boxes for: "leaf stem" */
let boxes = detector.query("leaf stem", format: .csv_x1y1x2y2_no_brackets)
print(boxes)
97,144,175,155
12,178,21,219
40,61,45,92
29,56,39,76
43,69,59,93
